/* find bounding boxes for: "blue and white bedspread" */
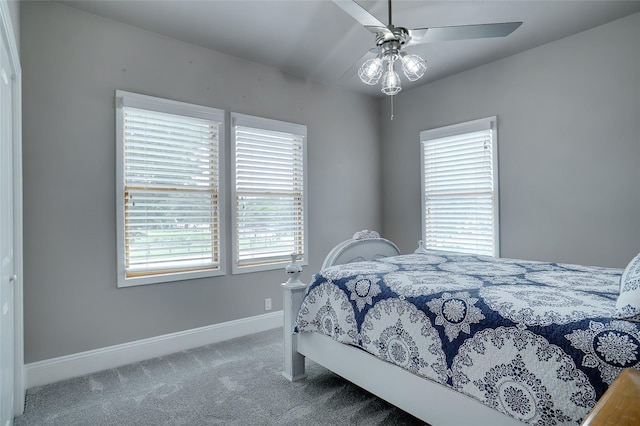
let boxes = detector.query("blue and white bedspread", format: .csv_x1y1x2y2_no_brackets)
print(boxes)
295,251,640,425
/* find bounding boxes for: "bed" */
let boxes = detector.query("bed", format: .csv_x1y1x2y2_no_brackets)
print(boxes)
282,231,640,426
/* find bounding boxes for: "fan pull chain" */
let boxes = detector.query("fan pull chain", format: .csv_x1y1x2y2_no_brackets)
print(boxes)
390,94,394,120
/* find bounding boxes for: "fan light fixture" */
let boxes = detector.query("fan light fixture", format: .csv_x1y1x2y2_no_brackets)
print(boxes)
358,48,426,95
352,0,428,96
334,0,522,115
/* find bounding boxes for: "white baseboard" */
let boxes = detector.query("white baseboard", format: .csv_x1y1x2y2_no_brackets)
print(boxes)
25,310,283,389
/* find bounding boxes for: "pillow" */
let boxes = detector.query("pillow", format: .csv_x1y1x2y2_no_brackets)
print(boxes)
615,253,640,322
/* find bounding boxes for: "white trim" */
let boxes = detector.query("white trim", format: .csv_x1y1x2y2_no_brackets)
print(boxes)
116,90,224,122
492,118,501,257
114,90,227,287
419,116,495,141
230,113,308,275
25,311,283,389
420,116,500,258
0,0,24,416
11,57,23,419
231,113,306,136
233,258,309,275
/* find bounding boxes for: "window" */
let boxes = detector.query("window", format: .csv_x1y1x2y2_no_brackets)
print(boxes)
420,117,499,257
115,91,225,287
231,113,307,273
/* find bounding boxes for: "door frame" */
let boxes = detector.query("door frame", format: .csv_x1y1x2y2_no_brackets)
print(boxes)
0,0,24,417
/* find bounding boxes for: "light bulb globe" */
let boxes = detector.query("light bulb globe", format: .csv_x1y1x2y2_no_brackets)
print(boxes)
381,69,402,95
400,53,427,81
358,57,384,85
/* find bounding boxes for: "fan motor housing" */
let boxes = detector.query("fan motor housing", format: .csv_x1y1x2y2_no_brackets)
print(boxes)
375,25,410,46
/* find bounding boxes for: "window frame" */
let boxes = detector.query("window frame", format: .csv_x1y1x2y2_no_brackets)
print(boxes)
230,112,308,274
420,116,500,257
115,90,226,287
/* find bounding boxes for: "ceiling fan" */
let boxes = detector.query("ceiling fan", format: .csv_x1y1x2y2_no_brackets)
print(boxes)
333,0,522,96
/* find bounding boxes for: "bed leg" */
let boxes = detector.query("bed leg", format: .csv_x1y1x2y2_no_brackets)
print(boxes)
282,254,308,382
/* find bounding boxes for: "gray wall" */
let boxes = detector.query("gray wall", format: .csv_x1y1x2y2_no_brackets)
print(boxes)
21,1,381,362
21,1,640,363
381,12,640,268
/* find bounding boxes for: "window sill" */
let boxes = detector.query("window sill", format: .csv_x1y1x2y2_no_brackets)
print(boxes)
117,267,226,288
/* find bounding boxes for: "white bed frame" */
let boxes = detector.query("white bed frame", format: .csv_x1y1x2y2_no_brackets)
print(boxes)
282,231,525,426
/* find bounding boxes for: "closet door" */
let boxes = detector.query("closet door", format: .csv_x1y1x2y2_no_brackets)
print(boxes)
0,31,14,426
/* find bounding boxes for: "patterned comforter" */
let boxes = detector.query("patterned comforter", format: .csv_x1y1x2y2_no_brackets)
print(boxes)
295,251,640,425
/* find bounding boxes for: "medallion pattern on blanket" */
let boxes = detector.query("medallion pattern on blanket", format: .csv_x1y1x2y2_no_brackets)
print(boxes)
296,250,640,425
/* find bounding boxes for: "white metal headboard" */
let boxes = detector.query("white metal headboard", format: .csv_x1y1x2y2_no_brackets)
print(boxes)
321,230,401,270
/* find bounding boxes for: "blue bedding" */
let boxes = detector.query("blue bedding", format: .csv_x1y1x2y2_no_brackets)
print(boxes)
295,251,640,425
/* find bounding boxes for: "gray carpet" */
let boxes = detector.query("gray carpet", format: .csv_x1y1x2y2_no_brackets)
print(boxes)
15,328,428,425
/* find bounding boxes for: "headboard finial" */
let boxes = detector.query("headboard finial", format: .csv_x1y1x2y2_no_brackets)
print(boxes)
415,240,429,254
285,253,303,284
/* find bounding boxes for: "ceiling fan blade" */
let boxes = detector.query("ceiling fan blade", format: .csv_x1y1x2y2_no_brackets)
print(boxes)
406,22,522,46
332,0,386,28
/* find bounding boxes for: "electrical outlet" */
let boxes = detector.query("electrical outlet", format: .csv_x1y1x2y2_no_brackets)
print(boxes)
265,298,272,311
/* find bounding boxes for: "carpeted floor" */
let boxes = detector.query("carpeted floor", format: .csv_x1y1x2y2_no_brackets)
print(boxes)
15,328,428,425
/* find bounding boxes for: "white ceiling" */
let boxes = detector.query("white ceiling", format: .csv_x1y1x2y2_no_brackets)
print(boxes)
57,0,640,97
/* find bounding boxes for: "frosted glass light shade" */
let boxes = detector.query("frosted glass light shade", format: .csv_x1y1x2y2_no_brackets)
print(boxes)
381,68,401,95
358,57,384,85
400,53,427,81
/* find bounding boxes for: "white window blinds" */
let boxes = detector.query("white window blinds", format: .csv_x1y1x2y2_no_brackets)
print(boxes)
420,117,499,257
232,114,307,272
116,91,225,286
